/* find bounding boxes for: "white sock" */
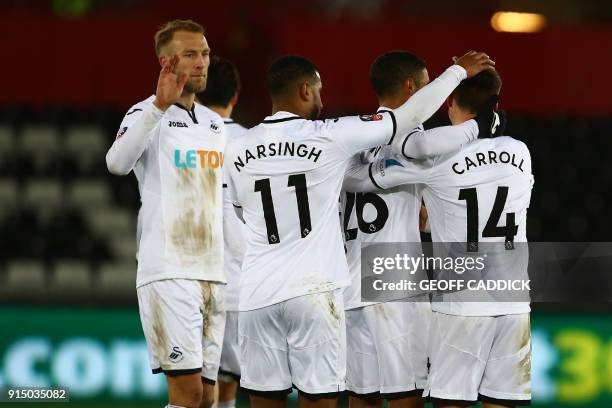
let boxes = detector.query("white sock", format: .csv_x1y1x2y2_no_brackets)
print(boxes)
216,400,236,408
166,405,187,408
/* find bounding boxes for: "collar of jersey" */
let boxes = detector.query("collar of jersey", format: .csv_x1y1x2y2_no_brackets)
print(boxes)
172,102,199,124
262,111,303,124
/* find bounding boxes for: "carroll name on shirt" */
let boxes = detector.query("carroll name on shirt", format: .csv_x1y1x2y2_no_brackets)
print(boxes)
174,149,223,169
452,150,525,175
233,142,323,172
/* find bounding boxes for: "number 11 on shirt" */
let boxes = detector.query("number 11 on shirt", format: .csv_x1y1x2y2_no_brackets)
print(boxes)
254,173,312,244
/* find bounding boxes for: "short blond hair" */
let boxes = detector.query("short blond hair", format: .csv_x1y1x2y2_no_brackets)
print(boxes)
154,19,204,57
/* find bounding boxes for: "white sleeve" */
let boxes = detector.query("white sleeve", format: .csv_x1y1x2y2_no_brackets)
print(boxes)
227,172,244,223
342,153,386,193
105,104,164,175
224,142,244,210
390,65,467,156
326,112,396,157
368,156,431,189
401,120,478,159
343,152,430,192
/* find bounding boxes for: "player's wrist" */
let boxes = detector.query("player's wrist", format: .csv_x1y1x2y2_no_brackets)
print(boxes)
153,98,170,112
448,65,468,81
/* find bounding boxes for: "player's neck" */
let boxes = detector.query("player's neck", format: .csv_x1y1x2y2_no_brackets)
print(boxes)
271,102,309,119
450,110,476,126
378,95,409,110
175,93,196,110
206,104,233,119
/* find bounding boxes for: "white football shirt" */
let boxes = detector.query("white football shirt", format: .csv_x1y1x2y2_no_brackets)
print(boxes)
109,95,227,288
365,136,534,316
226,111,397,311
341,143,423,310
222,119,248,311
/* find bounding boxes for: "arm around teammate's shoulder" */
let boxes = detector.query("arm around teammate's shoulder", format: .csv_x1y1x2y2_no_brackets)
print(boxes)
401,120,478,159
106,103,164,175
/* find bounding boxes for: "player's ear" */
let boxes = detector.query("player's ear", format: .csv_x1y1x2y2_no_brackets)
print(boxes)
299,81,310,102
446,95,454,108
230,92,239,108
159,55,168,67
404,78,417,96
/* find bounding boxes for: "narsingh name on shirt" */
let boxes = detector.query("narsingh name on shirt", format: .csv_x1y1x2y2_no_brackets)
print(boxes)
234,142,322,172
452,150,525,175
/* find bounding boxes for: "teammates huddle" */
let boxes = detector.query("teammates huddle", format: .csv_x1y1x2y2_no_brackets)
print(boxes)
106,19,533,408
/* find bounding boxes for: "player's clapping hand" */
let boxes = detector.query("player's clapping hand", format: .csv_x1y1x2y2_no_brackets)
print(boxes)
153,55,188,111
453,51,495,78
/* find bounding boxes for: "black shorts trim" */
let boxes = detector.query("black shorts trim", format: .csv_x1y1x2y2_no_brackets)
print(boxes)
429,397,476,406
381,389,423,400
297,389,340,400
349,388,422,401
479,393,531,406
151,367,201,376
218,368,241,382
201,376,217,386
243,387,293,400
347,390,380,401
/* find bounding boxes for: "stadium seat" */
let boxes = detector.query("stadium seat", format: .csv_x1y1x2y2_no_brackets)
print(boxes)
6,260,46,292
19,125,60,175
0,178,18,209
64,125,108,174
96,262,137,299
0,125,14,154
107,233,137,261
68,180,111,208
85,207,134,238
0,125,16,174
50,260,92,297
65,125,107,155
20,125,59,151
23,179,64,209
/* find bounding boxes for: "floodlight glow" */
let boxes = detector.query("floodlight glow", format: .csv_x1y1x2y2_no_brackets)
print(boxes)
491,11,546,33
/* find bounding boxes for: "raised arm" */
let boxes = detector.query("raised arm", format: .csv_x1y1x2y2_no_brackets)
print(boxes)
390,51,494,155
106,55,188,175
106,106,163,175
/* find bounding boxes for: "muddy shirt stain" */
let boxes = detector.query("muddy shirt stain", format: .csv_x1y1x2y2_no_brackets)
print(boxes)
170,167,218,266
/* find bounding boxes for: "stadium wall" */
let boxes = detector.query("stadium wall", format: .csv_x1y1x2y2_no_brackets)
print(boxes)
0,12,610,116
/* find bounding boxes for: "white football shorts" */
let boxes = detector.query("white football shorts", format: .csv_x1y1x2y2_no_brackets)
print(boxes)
346,298,431,396
218,311,240,382
137,279,226,382
425,311,531,403
239,290,346,395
